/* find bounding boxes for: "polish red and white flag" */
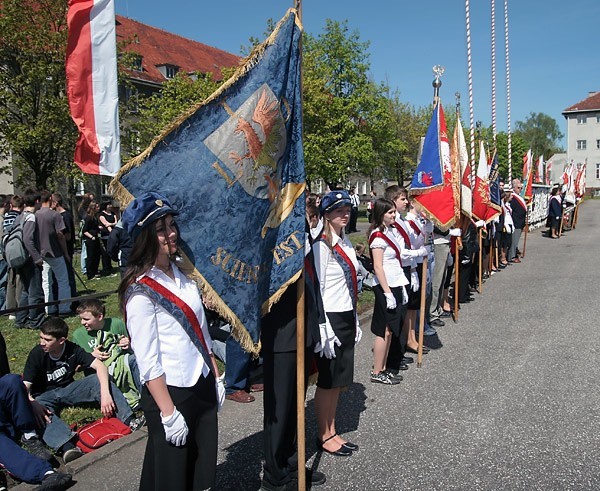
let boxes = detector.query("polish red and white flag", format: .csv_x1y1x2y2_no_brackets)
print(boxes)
66,0,120,176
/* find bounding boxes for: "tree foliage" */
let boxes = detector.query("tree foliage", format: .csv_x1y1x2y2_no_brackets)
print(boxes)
302,20,405,187
514,112,564,160
121,71,225,158
0,0,78,189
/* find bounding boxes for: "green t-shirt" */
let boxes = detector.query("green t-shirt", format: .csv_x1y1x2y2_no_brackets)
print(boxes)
72,317,127,353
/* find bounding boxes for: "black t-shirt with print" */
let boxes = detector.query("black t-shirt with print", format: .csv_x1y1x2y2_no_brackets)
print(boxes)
23,341,95,396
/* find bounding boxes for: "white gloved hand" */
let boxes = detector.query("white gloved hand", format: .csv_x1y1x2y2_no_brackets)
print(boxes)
354,318,362,345
315,321,340,359
416,246,428,257
475,220,486,227
410,271,419,292
401,286,409,305
449,228,462,237
461,259,470,265
384,292,397,310
215,376,226,412
161,407,188,446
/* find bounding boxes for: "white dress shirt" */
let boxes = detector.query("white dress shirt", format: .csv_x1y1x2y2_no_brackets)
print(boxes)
126,264,212,387
313,231,358,313
369,227,409,288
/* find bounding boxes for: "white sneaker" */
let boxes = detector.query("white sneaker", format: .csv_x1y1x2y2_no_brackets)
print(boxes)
63,447,84,464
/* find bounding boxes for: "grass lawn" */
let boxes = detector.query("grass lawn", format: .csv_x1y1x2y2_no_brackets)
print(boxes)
0,255,122,425
2,248,375,424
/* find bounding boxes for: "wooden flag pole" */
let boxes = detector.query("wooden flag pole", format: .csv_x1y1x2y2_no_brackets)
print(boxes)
572,200,580,229
453,244,460,322
478,228,483,293
522,208,529,257
417,255,428,368
296,277,306,491
294,3,305,491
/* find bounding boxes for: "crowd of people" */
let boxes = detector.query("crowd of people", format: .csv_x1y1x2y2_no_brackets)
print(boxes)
0,180,572,490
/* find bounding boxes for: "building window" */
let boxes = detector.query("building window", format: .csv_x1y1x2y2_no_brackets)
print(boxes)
577,140,587,150
596,164,600,180
131,55,143,71
597,139,600,150
597,114,600,123
165,65,178,79
577,114,587,124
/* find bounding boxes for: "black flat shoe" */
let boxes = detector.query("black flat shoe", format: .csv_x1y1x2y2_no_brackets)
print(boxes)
316,435,352,457
406,346,429,354
402,356,414,364
342,440,359,451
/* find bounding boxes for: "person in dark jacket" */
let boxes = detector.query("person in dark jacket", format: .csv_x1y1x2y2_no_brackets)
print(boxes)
548,186,562,239
107,219,133,277
509,179,527,262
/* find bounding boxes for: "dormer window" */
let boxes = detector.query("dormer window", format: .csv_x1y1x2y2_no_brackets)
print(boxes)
157,64,179,79
131,54,143,71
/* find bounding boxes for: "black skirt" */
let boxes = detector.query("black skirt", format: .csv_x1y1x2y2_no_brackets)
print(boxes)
316,310,355,389
370,284,406,337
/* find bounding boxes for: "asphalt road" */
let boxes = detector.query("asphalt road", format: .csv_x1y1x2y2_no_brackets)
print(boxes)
16,200,600,490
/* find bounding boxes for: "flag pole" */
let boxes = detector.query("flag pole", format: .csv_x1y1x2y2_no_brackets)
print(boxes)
419,67,443,368
522,205,529,257
478,228,483,293
294,2,306,491
453,231,460,322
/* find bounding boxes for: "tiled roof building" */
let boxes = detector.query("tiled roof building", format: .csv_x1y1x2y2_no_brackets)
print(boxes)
116,15,240,90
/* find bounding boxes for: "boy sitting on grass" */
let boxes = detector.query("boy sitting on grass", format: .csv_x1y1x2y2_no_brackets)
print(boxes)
73,299,141,409
22,317,143,464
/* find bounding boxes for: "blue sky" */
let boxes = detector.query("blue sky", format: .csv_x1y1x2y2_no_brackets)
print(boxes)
115,0,599,148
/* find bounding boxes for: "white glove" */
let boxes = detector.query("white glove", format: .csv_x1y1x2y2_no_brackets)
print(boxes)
161,407,188,446
401,286,409,305
423,221,434,235
416,246,428,257
475,220,485,227
410,271,419,292
384,292,397,310
215,376,226,412
449,228,462,237
461,259,470,265
314,321,340,359
354,318,362,345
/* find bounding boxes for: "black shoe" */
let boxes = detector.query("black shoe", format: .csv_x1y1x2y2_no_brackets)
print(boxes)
402,356,414,364
430,318,445,327
341,441,359,452
290,468,327,487
21,435,52,461
406,346,429,354
398,362,409,371
440,311,452,318
33,471,72,491
316,436,352,456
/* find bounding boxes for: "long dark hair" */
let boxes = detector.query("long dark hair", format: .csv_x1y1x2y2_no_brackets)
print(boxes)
117,215,179,315
367,198,395,237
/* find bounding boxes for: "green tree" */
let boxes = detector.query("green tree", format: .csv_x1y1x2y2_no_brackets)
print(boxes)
121,71,225,157
514,112,564,160
302,20,396,186
0,0,78,189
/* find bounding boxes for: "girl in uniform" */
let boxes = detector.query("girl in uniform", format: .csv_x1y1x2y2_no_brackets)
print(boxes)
118,192,224,491
313,190,361,457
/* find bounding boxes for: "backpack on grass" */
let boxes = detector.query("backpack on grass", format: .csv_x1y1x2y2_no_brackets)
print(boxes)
75,417,132,453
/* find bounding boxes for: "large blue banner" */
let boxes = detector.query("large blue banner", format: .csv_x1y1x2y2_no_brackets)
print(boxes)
111,9,305,353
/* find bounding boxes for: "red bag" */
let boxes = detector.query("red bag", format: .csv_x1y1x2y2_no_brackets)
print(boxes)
76,417,132,453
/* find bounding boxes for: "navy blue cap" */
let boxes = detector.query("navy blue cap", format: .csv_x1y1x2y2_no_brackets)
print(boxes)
319,190,352,215
121,192,179,240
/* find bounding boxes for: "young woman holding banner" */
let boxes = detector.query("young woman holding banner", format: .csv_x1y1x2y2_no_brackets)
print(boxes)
313,190,361,457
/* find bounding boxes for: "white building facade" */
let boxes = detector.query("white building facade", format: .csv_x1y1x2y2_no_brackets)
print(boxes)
561,91,600,194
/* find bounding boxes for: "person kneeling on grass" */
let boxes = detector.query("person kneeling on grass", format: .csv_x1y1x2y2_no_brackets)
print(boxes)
73,299,141,410
22,317,144,464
